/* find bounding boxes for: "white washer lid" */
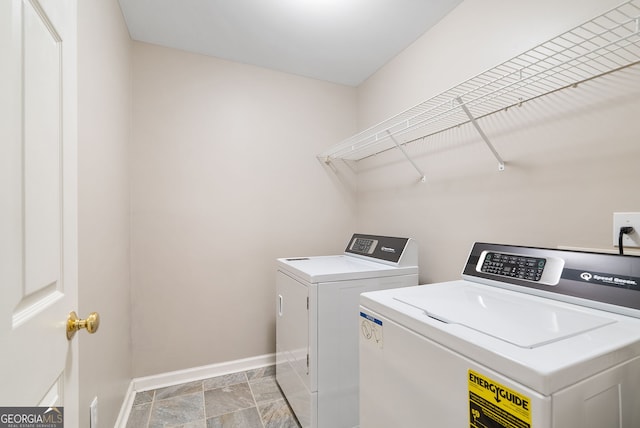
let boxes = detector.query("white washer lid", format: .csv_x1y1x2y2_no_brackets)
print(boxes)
277,255,417,283
394,283,615,348
361,281,640,394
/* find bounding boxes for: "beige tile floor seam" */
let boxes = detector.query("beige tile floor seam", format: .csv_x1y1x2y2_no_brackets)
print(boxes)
125,366,300,428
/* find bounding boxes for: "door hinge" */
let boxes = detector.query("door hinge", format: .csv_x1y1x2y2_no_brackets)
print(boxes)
307,353,309,368
306,297,309,310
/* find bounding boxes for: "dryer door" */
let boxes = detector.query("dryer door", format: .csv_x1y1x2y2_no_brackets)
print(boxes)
276,270,312,427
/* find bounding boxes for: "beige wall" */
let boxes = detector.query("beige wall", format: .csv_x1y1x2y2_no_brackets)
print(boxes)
355,0,640,284
77,0,132,425
72,0,640,414
130,42,357,376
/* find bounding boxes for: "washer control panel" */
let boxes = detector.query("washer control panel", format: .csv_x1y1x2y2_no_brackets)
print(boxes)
475,250,563,285
480,252,546,282
463,242,640,317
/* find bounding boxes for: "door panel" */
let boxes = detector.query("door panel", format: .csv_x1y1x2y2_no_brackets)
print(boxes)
23,0,62,298
13,0,64,328
0,0,78,424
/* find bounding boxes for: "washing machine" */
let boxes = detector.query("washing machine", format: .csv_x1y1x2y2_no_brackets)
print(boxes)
359,242,640,428
276,234,419,428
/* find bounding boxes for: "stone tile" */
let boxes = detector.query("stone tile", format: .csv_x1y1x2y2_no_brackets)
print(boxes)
249,375,283,404
133,390,155,406
126,402,152,428
245,365,275,381
149,391,205,428
155,380,204,400
258,399,301,428
204,382,255,418
203,372,247,391
175,420,207,428
128,366,298,427
206,407,263,428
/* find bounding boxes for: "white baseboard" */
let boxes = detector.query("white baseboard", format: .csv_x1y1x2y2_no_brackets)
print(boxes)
114,380,136,428
115,353,276,428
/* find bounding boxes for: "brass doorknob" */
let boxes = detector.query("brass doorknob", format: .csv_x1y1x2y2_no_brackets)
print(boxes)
66,311,100,340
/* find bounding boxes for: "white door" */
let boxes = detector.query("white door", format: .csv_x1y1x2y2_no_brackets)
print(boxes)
0,0,79,425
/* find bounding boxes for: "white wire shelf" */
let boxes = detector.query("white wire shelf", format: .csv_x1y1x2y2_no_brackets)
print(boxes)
319,0,640,169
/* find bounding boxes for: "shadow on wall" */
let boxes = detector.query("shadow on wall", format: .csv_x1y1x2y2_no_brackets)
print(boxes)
318,156,358,196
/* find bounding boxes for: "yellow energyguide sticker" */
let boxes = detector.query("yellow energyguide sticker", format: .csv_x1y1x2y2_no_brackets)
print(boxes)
468,369,532,428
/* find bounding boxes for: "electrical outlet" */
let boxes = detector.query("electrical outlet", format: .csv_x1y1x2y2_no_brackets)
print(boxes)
90,396,98,428
613,212,640,248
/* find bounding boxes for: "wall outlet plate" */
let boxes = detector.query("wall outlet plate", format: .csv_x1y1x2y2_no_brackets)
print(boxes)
613,212,640,249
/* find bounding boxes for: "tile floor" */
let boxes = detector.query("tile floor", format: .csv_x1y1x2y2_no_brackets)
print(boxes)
125,365,301,428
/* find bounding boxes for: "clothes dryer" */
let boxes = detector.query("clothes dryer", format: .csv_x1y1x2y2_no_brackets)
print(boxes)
360,243,640,428
276,234,418,428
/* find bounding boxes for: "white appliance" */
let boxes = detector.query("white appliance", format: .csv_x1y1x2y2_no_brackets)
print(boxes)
276,234,419,428
360,242,640,428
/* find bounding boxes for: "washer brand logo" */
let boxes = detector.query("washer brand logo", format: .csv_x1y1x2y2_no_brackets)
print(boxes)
579,272,638,287
581,272,593,281
380,247,396,253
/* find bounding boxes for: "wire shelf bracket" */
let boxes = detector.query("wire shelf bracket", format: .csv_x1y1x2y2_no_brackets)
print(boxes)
456,97,505,171
318,0,640,178
386,131,427,182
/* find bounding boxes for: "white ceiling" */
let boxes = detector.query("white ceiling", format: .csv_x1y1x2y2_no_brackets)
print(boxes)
118,0,463,86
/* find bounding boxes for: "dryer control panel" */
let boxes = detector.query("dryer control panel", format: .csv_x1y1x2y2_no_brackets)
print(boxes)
349,237,378,255
463,242,640,318
345,234,418,267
